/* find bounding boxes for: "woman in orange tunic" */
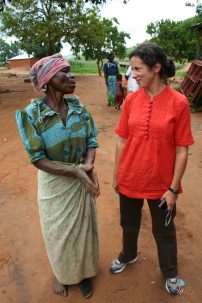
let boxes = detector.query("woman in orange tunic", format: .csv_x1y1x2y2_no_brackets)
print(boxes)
110,43,194,295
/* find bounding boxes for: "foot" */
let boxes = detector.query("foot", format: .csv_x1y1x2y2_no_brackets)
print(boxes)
79,278,93,298
110,256,138,273
54,278,68,296
165,276,184,295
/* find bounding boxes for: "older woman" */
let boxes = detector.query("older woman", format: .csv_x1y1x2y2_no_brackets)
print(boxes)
16,53,99,298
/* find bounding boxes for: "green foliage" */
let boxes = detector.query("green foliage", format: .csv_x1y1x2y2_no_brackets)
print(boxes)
0,38,22,63
174,62,185,70
0,0,12,12
0,0,129,75
175,70,187,77
173,85,181,92
69,12,130,75
190,102,197,112
186,1,202,16
146,18,199,63
0,0,129,12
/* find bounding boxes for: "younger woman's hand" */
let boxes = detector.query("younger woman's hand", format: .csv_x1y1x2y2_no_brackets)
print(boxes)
161,190,178,211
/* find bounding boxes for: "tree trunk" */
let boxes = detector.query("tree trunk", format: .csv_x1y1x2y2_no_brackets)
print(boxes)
97,59,103,76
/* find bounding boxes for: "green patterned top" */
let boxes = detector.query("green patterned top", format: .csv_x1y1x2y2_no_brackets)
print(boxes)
16,96,98,164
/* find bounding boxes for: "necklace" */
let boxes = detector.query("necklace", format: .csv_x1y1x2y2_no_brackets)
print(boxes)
55,106,68,115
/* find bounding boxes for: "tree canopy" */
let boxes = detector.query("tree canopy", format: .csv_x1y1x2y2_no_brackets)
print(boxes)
0,0,129,12
146,1,202,63
0,38,22,64
69,13,130,75
0,0,130,74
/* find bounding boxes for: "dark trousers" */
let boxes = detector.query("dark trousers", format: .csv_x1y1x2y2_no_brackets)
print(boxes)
118,193,178,279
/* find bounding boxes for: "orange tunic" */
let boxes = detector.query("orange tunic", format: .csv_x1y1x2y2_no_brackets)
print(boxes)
115,86,194,199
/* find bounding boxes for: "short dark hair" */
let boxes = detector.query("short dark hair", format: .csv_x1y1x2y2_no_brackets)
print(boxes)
107,53,114,59
116,73,122,81
129,43,175,82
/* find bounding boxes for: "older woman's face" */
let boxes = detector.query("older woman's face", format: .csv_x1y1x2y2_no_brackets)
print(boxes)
49,67,76,94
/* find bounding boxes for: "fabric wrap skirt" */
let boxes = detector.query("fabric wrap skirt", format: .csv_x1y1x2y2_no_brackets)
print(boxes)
37,164,99,285
107,75,116,105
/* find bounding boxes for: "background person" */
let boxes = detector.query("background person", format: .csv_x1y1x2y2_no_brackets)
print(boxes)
110,43,194,296
16,53,100,298
122,74,129,100
103,53,119,106
125,65,139,94
115,73,124,110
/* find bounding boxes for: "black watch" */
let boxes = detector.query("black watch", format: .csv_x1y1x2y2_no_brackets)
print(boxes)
169,187,179,194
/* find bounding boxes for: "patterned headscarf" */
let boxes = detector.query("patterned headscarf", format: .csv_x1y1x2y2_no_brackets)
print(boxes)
29,53,70,90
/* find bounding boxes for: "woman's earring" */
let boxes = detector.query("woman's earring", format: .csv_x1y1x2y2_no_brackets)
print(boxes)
42,84,47,92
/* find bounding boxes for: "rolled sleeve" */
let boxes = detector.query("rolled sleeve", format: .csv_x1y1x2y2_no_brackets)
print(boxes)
16,110,46,163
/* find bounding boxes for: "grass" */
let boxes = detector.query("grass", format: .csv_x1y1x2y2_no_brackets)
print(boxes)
175,70,187,77
68,59,128,74
68,59,98,74
68,58,189,76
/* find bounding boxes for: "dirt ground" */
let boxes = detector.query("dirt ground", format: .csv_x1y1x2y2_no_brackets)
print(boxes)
0,68,202,303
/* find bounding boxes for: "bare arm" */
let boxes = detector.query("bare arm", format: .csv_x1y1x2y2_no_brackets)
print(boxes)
34,157,78,177
34,157,99,197
84,147,96,166
162,146,188,210
113,136,126,194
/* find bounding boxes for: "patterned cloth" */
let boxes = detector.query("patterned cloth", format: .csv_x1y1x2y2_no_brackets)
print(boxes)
29,53,70,90
106,75,116,105
16,96,98,164
38,163,99,285
103,61,119,106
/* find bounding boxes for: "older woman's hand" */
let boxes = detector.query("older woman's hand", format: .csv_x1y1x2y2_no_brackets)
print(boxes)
76,166,100,197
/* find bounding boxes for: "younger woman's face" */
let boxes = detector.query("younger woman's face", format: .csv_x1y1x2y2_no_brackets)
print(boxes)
49,67,76,94
130,56,159,89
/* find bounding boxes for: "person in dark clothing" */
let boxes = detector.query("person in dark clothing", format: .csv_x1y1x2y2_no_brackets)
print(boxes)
103,53,119,106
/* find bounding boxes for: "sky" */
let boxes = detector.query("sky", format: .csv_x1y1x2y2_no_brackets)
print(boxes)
100,0,196,47
60,0,196,55
5,0,197,56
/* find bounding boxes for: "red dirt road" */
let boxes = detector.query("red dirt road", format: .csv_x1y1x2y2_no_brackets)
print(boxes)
0,71,202,303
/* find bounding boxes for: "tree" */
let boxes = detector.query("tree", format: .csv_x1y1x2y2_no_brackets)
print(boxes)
0,0,129,74
186,0,202,16
0,0,12,12
146,17,200,63
0,38,22,64
69,11,130,75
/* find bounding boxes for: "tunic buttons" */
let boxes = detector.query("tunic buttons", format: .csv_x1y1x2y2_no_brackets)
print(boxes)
143,102,153,138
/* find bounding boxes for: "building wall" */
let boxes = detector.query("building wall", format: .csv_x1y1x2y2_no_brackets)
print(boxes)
8,58,37,68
